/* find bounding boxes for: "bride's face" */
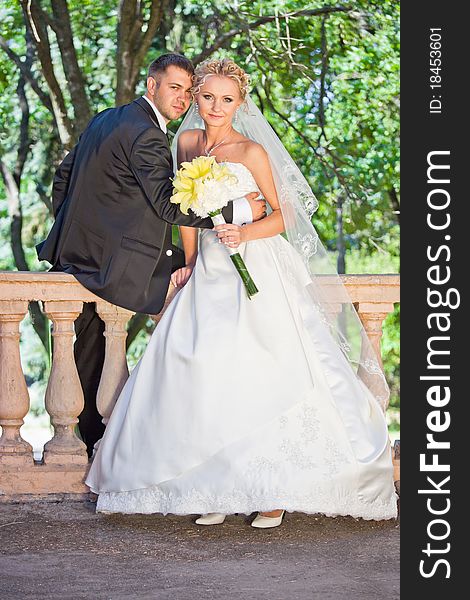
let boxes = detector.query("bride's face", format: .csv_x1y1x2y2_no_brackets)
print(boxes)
196,76,242,127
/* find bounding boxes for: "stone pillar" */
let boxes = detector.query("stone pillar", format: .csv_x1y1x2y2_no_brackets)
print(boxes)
95,302,134,426
356,302,396,411
356,302,395,369
43,301,87,465
0,301,33,465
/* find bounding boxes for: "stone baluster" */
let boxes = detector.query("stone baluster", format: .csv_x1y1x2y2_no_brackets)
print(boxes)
356,302,395,411
356,302,395,369
95,302,134,427
0,301,33,465
43,301,87,465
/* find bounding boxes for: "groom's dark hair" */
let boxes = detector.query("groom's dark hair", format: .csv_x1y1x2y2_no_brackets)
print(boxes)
147,54,194,80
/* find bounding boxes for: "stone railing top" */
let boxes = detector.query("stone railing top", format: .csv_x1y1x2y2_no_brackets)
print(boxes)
0,271,102,303
0,271,400,304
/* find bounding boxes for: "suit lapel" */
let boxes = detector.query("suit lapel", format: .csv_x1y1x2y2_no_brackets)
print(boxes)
134,97,164,132
133,97,172,170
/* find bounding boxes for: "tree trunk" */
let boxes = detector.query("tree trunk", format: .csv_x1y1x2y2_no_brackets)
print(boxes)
336,193,346,274
0,68,49,352
116,0,168,106
50,0,92,135
335,193,348,339
388,187,400,224
0,161,49,352
0,163,28,272
20,0,75,148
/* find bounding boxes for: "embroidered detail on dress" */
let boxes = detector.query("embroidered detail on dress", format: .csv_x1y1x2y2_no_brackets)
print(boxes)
96,485,398,521
298,404,320,444
245,456,279,480
278,438,318,470
323,437,351,476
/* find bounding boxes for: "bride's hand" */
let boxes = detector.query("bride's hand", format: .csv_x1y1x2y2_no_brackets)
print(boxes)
214,224,246,249
171,265,194,288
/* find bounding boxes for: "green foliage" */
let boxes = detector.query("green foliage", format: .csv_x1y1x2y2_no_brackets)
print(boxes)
126,318,156,370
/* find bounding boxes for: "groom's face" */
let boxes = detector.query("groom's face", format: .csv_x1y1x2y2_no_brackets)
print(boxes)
147,66,193,123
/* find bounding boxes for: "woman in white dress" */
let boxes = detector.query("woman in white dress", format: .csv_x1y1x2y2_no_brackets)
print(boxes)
85,58,398,528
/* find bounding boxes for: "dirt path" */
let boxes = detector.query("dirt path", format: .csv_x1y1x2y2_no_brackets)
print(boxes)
0,500,399,599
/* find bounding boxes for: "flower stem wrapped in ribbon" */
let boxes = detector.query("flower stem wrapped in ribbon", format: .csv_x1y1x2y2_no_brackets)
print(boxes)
170,155,259,298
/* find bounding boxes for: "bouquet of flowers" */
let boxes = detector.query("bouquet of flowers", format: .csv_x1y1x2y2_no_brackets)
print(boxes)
170,155,259,298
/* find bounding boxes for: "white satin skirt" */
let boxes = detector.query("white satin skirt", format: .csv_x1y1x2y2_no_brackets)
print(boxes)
85,230,398,520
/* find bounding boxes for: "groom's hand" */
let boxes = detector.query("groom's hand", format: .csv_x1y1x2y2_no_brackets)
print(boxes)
245,192,267,222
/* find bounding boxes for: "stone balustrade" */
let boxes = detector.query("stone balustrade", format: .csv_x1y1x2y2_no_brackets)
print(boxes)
0,272,399,500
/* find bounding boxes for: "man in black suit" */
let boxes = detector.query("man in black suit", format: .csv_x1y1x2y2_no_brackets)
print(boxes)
38,54,265,456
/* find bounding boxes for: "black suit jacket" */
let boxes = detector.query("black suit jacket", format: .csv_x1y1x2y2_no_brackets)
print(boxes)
37,97,234,314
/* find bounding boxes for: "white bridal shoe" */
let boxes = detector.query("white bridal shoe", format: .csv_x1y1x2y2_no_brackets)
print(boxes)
251,510,286,529
195,513,226,525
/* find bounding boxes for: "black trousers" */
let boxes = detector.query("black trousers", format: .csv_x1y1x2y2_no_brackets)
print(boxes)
74,303,106,457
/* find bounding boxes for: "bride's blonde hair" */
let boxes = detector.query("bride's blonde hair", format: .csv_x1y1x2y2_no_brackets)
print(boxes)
191,58,251,99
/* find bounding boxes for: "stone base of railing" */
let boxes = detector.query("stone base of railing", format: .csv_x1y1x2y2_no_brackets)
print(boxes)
0,462,89,501
0,450,400,502
0,272,400,500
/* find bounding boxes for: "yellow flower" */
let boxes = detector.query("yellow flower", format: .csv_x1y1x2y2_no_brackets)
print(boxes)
170,191,193,214
170,155,238,215
180,155,215,180
170,172,194,214
212,162,238,184
172,172,193,192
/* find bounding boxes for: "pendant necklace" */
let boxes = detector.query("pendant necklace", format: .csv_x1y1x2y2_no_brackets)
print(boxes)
204,133,231,156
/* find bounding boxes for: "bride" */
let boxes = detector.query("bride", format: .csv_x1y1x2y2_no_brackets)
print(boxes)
85,58,398,528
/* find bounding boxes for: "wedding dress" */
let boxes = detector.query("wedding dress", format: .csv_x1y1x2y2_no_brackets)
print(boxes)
85,160,398,520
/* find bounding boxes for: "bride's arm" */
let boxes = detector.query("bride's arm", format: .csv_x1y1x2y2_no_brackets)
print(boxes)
216,144,285,247
180,226,198,267
171,225,198,288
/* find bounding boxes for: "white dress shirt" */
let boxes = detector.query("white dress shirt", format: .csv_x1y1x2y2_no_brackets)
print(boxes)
142,94,167,134
141,96,252,226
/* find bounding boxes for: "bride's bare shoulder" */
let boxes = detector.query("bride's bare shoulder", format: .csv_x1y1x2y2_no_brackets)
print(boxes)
245,139,267,157
239,139,269,168
177,129,203,145
234,139,271,180
234,136,267,160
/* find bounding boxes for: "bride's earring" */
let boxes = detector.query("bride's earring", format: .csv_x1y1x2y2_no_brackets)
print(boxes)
234,109,239,123
195,103,199,113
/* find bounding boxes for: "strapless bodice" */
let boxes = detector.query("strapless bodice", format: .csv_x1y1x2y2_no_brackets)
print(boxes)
221,162,260,199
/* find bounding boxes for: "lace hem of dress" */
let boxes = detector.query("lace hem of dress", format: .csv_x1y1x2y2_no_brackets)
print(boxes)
96,486,398,521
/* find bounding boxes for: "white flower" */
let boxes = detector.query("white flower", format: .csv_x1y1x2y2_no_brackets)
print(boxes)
191,178,233,217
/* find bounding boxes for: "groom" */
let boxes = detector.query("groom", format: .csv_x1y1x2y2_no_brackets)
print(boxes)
37,53,265,456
